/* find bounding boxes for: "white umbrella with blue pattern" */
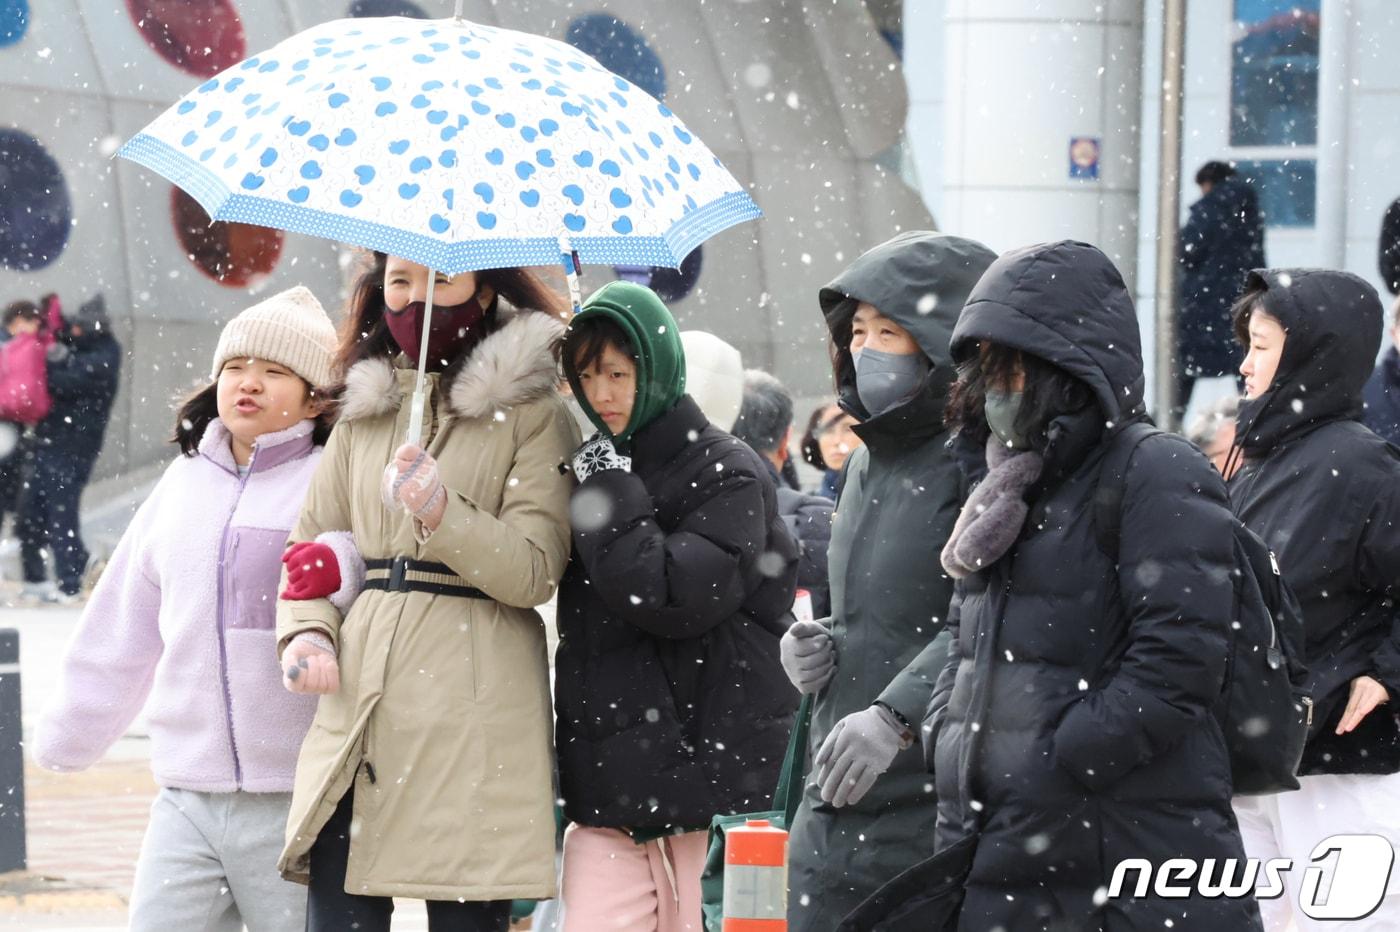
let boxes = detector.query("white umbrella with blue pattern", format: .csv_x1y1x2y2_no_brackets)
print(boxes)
119,5,760,441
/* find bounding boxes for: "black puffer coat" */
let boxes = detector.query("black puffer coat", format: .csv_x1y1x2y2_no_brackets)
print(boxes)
928,241,1262,932
1179,177,1267,379
1229,269,1400,775
787,232,996,932
772,468,834,619
555,395,800,830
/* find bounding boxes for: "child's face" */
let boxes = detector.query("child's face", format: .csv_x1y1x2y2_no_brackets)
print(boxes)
216,358,318,451
575,342,637,436
6,317,39,337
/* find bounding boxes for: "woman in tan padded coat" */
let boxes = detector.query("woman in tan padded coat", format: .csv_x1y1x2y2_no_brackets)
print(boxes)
275,252,578,932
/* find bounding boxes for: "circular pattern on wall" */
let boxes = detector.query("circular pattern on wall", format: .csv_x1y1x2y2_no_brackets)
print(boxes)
615,246,704,303
0,0,28,47
565,13,665,99
0,129,72,271
171,187,283,287
349,0,428,17
124,0,247,78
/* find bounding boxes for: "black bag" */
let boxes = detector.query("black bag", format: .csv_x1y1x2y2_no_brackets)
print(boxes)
1093,420,1313,795
834,834,975,932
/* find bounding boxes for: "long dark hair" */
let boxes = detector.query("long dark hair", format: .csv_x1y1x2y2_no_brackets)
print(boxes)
334,252,569,379
800,403,842,470
945,343,1095,451
171,379,335,457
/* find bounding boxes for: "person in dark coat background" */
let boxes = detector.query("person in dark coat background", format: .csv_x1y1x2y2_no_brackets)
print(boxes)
554,282,798,928
927,241,1261,932
733,368,834,618
782,231,995,932
1179,160,1266,409
19,293,121,601
1380,196,1400,297
1228,269,1400,932
1362,292,1400,445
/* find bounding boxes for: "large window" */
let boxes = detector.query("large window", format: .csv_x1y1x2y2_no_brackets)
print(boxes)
1228,1,1321,227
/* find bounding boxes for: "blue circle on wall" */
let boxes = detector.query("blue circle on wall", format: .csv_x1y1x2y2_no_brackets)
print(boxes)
349,0,428,17
565,14,665,100
0,0,29,47
615,246,703,304
0,129,72,271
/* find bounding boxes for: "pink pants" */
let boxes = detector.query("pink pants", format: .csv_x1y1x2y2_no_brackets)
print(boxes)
560,825,708,932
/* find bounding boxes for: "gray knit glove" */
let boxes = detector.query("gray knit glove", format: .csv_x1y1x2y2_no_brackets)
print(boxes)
814,704,912,807
780,619,836,694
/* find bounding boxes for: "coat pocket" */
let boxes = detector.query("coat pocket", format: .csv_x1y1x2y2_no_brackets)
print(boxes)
227,527,289,630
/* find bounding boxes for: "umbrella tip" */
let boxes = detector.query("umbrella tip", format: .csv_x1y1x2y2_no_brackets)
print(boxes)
454,0,464,19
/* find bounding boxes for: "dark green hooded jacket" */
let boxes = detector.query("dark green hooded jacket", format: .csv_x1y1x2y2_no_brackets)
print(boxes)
555,282,801,831
786,232,996,932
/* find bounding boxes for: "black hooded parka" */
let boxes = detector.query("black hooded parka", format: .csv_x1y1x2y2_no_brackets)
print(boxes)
1228,268,1400,775
786,232,996,931
928,241,1262,932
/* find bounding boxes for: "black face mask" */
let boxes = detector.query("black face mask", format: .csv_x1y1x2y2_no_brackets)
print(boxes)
383,294,495,371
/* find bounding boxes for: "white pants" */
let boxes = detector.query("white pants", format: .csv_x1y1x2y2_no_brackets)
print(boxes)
1234,773,1400,932
129,788,306,932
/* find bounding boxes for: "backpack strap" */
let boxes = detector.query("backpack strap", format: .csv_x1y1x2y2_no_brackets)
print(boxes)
1092,420,1162,562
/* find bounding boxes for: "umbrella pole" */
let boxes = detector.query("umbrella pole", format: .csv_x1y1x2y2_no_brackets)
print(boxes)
559,238,582,315
406,273,436,447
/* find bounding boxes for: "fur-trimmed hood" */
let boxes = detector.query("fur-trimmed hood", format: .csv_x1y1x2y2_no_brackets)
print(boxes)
339,309,565,422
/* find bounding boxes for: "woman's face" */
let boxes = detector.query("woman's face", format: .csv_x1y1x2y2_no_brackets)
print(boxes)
1240,309,1287,399
850,302,920,357
217,357,318,459
816,407,861,471
575,342,638,436
383,257,484,311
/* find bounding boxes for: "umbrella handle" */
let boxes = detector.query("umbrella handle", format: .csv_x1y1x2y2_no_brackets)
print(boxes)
559,239,583,315
405,274,436,447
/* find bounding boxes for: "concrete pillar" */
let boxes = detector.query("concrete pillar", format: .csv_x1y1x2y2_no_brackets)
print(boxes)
941,0,1144,288
1315,0,1351,269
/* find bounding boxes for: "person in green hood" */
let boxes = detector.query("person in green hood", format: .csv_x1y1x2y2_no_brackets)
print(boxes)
553,282,801,930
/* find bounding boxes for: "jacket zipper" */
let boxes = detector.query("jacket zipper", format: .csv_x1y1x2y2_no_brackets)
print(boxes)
214,454,254,788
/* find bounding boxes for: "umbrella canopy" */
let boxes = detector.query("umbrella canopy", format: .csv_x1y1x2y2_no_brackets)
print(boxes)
117,13,760,275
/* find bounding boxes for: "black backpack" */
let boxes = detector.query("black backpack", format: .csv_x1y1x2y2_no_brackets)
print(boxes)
1093,421,1313,795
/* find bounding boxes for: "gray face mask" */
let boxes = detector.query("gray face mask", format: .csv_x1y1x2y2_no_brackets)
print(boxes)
854,347,931,418
984,389,1031,450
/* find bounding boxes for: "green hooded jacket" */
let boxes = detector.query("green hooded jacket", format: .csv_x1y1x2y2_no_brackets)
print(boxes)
564,281,687,444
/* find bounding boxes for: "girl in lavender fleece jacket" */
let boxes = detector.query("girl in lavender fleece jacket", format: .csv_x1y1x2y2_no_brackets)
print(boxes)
32,287,362,932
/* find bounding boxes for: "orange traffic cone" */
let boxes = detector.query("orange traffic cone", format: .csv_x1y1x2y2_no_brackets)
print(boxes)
723,819,788,930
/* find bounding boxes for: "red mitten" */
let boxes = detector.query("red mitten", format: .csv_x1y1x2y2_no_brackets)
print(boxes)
281,542,342,600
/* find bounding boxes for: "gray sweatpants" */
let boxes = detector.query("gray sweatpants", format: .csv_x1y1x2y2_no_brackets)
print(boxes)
129,788,306,932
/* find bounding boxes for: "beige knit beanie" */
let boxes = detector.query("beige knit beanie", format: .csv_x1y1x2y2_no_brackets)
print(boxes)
210,286,338,388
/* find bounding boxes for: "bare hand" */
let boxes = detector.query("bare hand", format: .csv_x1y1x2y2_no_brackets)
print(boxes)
1335,675,1389,735
282,637,340,695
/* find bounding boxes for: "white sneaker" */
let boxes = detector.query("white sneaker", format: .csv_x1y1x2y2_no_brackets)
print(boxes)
41,590,82,607
21,581,55,604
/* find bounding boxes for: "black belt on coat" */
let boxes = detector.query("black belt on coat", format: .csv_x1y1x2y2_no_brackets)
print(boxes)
363,557,489,599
